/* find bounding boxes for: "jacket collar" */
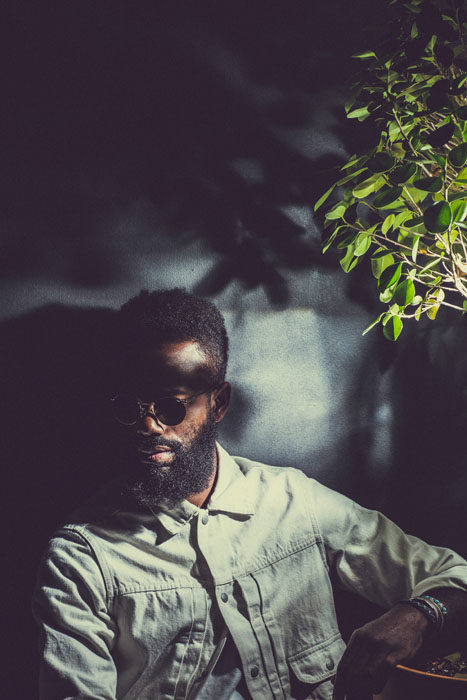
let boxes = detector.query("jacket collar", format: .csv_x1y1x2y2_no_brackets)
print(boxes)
207,443,255,516
154,443,254,535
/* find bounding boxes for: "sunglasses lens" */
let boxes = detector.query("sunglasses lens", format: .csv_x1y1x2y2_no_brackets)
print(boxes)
154,398,186,426
112,394,140,425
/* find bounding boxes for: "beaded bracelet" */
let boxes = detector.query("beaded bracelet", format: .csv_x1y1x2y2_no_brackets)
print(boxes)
400,594,447,633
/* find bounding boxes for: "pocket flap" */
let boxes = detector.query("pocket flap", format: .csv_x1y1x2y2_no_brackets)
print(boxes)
288,635,346,684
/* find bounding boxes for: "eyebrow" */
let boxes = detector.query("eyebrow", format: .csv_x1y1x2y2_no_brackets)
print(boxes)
159,387,189,396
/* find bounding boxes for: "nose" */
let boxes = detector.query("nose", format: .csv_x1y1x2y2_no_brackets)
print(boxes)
136,404,166,436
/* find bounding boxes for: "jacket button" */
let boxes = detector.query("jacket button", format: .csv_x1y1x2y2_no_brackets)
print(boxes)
326,658,335,671
250,666,259,678
201,514,208,525
221,592,228,603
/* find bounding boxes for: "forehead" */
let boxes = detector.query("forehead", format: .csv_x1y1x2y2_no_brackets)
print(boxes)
122,340,213,393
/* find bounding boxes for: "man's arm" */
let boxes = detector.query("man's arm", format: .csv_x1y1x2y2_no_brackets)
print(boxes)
32,529,118,700
308,480,467,700
332,587,467,699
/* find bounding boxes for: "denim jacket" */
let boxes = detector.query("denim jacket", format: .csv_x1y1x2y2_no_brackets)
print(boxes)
33,445,467,700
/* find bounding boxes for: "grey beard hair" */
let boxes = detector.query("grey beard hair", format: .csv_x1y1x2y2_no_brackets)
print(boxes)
125,412,217,508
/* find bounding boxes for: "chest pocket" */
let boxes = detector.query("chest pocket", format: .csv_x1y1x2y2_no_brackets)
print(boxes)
288,635,346,700
248,536,341,658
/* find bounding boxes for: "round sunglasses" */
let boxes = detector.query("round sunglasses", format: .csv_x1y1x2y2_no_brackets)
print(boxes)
111,386,218,427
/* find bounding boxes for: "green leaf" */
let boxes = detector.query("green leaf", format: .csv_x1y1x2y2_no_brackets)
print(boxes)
389,142,406,159
352,174,385,198
451,200,467,223
448,191,467,203
325,203,347,221
393,278,416,306
314,184,336,212
381,214,395,235
362,314,383,336
451,73,467,94
419,256,442,275
367,153,396,173
423,201,452,233
371,252,395,279
378,262,402,290
412,176,443,192
352,50,377,59
448,143,467,169
347,106,372,120
404,215,424,228
341,155,367,170
336,232,358,249
454,166,467,183
393,211,413,228
354,233,372,257
426,122,455,147
383,315,403,341
336,167,368,187
339,244,355,272
390,162,417,184
463,300,467,315
412,235,421,262
373,187,403,209
322,225,349,253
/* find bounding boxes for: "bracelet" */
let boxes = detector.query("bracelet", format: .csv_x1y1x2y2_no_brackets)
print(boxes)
400,595,447,634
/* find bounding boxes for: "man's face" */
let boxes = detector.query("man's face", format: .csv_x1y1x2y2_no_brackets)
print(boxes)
119,340,229,507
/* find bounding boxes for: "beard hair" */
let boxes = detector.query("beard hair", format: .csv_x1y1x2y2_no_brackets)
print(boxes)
124,411,217,509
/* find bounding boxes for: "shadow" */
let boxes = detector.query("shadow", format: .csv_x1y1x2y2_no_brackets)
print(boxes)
1,0,391,305
380,312,467,559
2,304,122,696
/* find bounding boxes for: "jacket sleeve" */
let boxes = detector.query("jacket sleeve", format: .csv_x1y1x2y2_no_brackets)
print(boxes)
32,528,118,700
308,479,467,607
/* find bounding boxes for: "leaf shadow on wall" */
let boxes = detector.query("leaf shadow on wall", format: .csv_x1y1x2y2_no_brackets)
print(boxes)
2,0,389,305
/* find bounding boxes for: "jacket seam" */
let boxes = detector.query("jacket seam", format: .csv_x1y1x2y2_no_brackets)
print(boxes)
58,525,114,606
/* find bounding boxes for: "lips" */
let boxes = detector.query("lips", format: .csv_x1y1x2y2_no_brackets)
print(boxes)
137,445,175,464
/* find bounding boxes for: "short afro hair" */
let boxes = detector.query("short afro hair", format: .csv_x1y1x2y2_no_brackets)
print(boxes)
118,288,229,384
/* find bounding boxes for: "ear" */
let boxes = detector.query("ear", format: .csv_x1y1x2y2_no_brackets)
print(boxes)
211,382,231,423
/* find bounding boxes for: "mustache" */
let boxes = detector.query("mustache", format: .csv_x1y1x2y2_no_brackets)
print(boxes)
135,437,182,452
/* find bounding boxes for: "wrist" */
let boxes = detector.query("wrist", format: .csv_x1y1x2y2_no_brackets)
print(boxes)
397,595,447,636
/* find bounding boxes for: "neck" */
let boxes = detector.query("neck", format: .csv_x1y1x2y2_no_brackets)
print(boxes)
186,447,218,508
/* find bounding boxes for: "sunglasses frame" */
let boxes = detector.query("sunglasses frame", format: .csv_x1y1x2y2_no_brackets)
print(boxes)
111,385,220,426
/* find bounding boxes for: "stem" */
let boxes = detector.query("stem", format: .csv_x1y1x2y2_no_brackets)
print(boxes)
460,233,467,260
400,298,465,319
372,232,438,259
402,186,423,215
392,109,432,177
455,5,466,53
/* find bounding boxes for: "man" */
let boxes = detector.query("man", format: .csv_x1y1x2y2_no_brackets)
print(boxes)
33,288,467,700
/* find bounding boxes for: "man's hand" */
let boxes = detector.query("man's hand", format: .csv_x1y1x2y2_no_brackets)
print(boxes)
332,603,429,700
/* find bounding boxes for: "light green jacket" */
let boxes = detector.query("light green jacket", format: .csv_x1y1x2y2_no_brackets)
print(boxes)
33,444,467,700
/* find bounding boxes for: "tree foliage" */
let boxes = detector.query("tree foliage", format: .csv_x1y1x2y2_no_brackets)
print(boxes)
315,0,467,340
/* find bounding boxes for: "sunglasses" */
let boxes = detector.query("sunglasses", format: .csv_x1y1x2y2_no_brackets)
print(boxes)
111,386,218,427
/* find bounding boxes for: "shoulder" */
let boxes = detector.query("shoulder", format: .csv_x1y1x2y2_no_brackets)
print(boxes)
233,454,311,487
231,453,363,528
230,453,321,517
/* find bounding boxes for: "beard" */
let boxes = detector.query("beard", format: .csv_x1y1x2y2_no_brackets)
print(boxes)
124,411,217,508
